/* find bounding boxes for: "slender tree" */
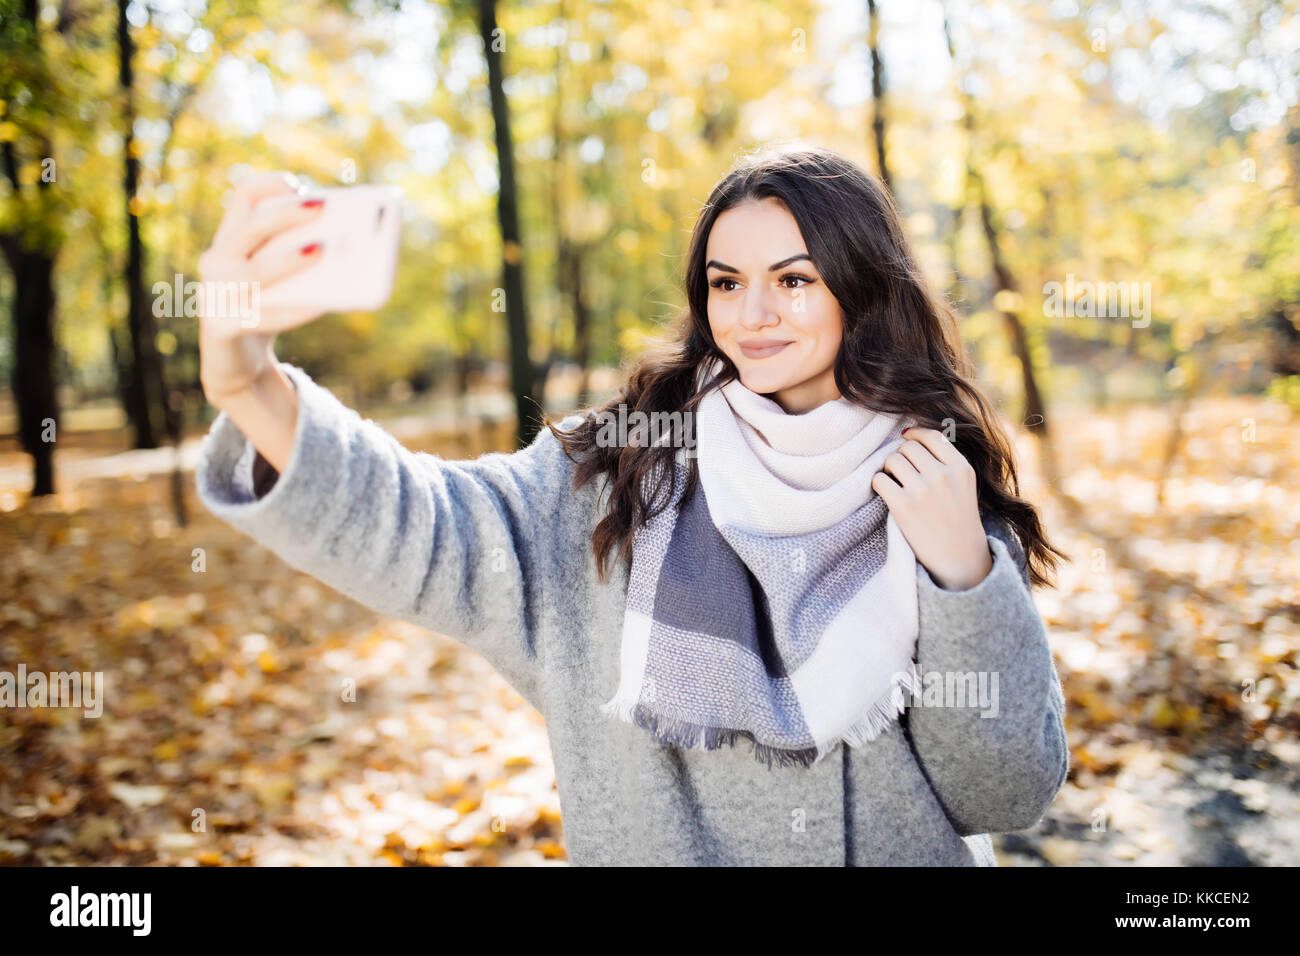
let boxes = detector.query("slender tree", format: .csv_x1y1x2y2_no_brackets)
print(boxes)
866,0,892,191
942,9,1047,437
476,0,543,448
549,0,593,409
0,0,61,496
118,0,168,450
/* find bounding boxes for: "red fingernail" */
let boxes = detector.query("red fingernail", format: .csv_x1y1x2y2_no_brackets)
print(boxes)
300,242,321,255
301,198,324,208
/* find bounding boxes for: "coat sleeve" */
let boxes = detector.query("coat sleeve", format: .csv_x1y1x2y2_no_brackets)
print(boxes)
902,514,1070,836
194,361,587,712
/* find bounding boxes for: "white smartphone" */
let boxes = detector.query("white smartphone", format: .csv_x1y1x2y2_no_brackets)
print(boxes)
256,184,403,312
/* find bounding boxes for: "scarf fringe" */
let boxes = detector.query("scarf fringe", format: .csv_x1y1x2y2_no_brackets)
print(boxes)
833,658,924,750
629,703,822,770
599,657,925,771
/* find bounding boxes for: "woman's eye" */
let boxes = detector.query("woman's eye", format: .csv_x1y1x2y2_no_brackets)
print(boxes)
710,276,812,291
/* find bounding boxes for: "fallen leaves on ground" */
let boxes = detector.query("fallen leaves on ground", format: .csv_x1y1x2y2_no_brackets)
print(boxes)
0,394,1296,865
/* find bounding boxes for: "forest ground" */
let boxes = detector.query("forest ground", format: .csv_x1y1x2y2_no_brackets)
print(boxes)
1,392,1296,866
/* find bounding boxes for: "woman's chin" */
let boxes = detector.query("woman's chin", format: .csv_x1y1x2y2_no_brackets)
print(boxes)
737,367,794,394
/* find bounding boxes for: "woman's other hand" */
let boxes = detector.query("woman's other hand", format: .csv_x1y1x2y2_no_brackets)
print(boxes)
871,425,994,591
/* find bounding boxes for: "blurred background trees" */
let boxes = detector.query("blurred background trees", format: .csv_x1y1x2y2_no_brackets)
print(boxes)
0,0,1297,492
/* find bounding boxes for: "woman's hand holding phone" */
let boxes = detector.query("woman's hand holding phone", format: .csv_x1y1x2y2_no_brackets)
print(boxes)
196,171,329,472
196,171,403,472
197,172,328,406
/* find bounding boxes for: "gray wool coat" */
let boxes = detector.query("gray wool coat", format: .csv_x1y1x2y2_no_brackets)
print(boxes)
195,362,1070,866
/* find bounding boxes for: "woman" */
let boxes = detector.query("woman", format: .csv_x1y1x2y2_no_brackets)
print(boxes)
195,144,1069,866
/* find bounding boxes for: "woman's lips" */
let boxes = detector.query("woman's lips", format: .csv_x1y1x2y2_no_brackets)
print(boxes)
739,341,792,359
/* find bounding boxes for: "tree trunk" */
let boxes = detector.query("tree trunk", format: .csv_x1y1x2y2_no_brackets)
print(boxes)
548,5,592,412
943,7,1048,437
0,0,60,498
118,0,167,450
1268,304,1300,376
975,176,1048,435
3,243,59,496
477,0,542,448
867,0,892,192
569,248,593,408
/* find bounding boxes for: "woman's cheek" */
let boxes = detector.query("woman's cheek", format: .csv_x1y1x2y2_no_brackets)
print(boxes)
806,287,837,325
713,301,741,333
809,290,842,332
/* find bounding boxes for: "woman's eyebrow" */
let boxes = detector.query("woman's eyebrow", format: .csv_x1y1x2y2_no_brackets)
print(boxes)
705,253,813,274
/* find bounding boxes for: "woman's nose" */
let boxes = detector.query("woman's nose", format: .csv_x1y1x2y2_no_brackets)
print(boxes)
740,281,780,328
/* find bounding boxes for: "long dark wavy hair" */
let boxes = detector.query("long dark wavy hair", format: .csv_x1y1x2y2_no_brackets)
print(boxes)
543,144,1066,589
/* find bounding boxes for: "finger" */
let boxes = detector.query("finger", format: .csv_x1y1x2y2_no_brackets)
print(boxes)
901,426,962,467
897,438,944,476
231,170,301,208
202,304,321,340
243,305,326,336
238,192,327,260
200,241,324,325
882,451,920,486
245,237,326,286
871,470,901,504
212,171,302,247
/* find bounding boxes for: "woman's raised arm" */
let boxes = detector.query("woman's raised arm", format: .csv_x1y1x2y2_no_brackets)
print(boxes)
193,171,589,711
196,361,588,713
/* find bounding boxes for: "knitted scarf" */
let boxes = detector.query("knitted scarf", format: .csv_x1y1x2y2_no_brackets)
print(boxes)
599,357,924,769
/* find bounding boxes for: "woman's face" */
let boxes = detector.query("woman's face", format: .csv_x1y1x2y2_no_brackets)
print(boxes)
704,196,843,414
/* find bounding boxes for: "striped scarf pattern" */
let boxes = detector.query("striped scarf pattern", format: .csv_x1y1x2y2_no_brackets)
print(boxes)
600,358,923,768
